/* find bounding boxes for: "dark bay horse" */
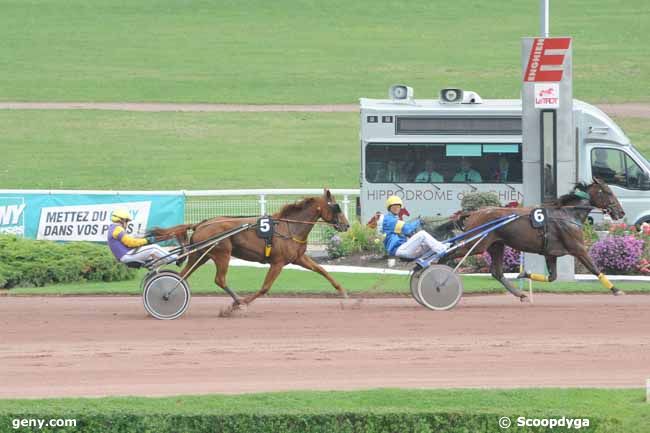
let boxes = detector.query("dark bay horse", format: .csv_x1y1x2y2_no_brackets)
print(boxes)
442,178,626,301
150,189,350,307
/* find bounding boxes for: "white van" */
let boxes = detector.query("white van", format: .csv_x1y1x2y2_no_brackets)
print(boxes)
359,93,650,226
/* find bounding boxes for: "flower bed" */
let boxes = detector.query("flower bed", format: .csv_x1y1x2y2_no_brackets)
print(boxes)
588,222,650,275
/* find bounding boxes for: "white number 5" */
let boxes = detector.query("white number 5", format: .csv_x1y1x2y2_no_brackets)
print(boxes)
260,218,271,232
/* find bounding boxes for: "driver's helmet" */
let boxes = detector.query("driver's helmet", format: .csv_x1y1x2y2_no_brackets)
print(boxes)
385,195,403,210
111,208,132,223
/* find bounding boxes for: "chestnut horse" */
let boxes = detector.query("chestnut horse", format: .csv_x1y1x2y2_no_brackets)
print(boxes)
150,189,350,307
442,178,626,301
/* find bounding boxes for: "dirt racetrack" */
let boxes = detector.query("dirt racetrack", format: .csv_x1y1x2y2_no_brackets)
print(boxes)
1,294,649,398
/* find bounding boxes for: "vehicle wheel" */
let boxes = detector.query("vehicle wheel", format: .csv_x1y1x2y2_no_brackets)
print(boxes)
416,264,463,311
142,270,191,320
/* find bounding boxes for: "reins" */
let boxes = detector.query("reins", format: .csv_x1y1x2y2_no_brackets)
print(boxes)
275,218,338,227
171,216,339,248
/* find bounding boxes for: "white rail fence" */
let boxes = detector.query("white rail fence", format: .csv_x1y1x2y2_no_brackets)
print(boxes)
0,188,360,246
185,189,360,246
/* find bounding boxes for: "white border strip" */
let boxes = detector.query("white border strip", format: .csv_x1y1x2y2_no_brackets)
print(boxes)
229,259,650,280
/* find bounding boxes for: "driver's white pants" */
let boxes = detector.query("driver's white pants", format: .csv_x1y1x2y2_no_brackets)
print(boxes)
120,245,177,265
395,230,448,259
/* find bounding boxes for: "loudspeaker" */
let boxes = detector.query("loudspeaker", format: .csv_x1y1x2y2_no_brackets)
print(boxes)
440,88,463,104
389,84,414,101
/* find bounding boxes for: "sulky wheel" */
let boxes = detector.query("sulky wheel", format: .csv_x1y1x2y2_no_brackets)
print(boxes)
410,268,425,306
416,264,463,311
142,270,191,320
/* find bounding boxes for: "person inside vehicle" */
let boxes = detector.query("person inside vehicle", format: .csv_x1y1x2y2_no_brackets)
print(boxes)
372,159,402,183
452,158,482,183
382,196,449,260
493,157,510,182
591,149,624,184
107,208,178,266
414,159,444,183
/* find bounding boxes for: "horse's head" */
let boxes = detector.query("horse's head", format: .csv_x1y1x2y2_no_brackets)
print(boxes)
319,189,350,232
586,178,625,220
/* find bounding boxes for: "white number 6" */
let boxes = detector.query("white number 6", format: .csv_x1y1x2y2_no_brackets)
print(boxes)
533,209,545,223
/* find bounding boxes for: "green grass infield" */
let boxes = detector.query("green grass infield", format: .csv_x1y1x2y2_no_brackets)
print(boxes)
1,0,648,103
0,111,648,190
4,265,649,296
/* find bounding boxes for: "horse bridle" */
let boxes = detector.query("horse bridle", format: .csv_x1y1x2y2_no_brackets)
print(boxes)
327,202,343,227
588,185,621,217
273,201,345,243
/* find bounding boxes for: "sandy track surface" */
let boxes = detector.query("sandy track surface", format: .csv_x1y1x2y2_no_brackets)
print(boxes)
1,294,649,398
0,102,648,117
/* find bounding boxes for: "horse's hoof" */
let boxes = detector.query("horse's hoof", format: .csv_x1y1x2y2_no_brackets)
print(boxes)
339,298,363,310
611,288,625,296
519,295,530,303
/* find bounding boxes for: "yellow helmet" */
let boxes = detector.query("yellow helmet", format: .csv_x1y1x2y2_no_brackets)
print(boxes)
385,195,403,210
111,208,131,223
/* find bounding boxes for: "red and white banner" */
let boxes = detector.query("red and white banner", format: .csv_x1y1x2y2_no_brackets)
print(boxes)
524,37,571,82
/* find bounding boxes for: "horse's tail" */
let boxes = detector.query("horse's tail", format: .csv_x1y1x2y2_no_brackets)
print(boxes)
147,223,198,243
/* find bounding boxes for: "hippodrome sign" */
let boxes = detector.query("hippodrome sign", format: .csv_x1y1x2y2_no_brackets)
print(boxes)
524,37,571,82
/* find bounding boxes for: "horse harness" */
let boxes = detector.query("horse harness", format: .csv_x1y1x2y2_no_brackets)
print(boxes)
530,204,589,254
255,202,344,260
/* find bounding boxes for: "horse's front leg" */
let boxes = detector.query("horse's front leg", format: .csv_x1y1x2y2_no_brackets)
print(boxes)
573,246,624,295
293,254,348,298
241,262,285,305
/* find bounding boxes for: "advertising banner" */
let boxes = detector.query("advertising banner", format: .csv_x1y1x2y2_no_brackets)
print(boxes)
0,196,26,236
0,192,184,242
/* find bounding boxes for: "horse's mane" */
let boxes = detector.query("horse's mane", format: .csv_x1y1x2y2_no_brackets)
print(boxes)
275,197,318,218
556,182,590,206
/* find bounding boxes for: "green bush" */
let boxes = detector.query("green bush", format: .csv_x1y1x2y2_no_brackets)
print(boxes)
0,235,136,289
460,192,501,211
0,412,612,433
326,221,384,259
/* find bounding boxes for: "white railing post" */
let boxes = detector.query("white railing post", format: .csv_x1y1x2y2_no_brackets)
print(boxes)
259,194,266,215
342,194,350,220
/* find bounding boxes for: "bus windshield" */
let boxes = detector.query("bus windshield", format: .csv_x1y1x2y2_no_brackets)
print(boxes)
365,143,523,184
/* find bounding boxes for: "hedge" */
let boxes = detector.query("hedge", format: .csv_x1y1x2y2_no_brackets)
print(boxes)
0,235,136,289
460,192,502,212
0,412,615,433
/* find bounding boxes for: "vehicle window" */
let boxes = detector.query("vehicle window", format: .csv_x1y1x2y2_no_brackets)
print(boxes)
631,146,650,172
591,148,626,187
365,143,522,184
591,148,648,189
624,153,646,190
